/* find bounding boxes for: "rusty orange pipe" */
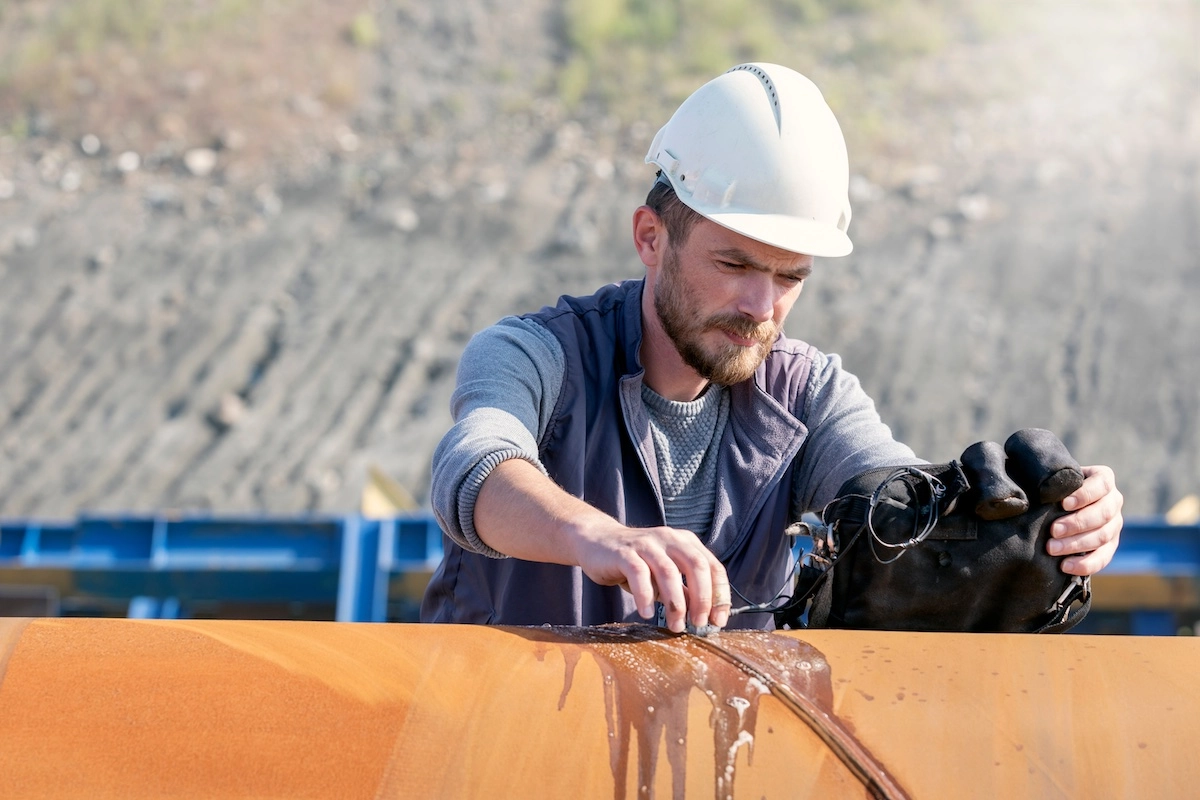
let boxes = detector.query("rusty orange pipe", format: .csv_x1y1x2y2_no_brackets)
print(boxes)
0,618,1196,798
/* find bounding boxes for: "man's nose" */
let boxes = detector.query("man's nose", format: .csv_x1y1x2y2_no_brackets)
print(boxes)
736,276,775,324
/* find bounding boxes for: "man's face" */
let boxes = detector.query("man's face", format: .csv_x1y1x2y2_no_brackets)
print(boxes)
652,219,812,386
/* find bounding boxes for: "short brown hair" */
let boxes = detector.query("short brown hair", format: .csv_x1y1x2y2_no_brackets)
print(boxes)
645,176,703,249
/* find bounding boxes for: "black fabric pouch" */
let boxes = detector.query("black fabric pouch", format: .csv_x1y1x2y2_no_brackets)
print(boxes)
777,430,1092,633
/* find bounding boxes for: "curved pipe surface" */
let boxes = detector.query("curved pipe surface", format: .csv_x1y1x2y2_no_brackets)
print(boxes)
0,618,1196,798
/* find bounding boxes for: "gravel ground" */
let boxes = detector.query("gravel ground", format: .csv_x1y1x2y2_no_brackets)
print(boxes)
0,0,1196,518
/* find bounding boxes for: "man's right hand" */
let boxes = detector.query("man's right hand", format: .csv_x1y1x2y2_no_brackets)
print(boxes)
566,519,732,633
474,458,731,633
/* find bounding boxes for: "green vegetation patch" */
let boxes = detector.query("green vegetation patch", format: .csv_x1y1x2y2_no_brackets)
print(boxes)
558,0,1020,156
0,0,373,157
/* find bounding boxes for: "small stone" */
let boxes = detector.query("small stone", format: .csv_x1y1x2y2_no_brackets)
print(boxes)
392,207,419,232
957,193,991,222
554,121,584,154
117,151,141,173
316,468,341,492
291,93,325,118
15,227,40,250
219,129,246,151
184,147,218,177
60,168,82,193
334,125,360,152
38,152,62,183
89,245,118,270
144,184,181,211
80,134,102,156
426,178,453,201
928,216,954,239
157,112,188,141
211,392,247,430
479,180,508,204
593,158,614,180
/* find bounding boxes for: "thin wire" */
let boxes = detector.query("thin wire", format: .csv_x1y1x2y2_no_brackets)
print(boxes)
728,553,805,616
728,466,948,616
866,467,945,565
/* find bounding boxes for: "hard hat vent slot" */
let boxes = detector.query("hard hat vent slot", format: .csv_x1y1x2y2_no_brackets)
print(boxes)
727,64,781,130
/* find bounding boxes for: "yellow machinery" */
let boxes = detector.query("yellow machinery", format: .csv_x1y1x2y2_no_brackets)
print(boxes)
0,618,1196,798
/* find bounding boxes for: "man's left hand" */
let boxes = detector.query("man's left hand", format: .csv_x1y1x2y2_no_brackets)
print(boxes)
1048,464,1123,575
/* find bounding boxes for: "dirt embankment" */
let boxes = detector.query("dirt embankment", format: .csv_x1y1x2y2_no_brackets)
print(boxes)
0,1,1197,517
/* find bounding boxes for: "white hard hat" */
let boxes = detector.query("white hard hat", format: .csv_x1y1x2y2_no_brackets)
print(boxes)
645,63,853,257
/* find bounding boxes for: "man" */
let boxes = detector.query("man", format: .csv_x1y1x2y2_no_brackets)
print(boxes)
421,63,1123,633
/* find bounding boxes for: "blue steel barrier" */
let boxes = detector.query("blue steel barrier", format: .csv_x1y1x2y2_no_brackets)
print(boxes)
0,513,444,621
1078,517,1200,635
335,515,445,622
1095,518,1200,578
0,514,1196,631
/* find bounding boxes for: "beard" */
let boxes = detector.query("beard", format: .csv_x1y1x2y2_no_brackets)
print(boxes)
653,246,779,386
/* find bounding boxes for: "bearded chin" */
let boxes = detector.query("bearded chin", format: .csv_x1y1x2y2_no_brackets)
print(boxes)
689,338,771,386
655,292,772,386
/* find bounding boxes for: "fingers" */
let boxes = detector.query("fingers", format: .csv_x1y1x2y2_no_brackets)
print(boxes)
1061,535,1119,576
679,547,731,630
618,565,658,621
1048,464,1123,576
960,439,1028,520
1004,428,1084,504
677,548,715,631
653,538,729,633
1059,464,1119,513
584,525,729,633
711,579,732,629
641,548,688,632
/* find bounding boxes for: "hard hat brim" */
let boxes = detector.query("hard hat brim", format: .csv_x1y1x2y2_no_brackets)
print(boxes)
702,210,854,258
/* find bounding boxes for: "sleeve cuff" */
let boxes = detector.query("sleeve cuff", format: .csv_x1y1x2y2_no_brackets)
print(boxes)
455,449,549,558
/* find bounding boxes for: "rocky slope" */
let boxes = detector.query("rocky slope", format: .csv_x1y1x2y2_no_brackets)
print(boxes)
0,0,1197,517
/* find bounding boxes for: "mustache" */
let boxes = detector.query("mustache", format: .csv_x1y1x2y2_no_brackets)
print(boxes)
705,314,777,344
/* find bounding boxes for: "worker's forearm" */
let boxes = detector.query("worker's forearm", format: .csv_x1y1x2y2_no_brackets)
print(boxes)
473,457,612,565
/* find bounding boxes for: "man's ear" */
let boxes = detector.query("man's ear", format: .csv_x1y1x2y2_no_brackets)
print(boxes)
632,205,666,269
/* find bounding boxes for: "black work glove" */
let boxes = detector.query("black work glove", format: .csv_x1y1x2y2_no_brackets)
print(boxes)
958,428,1084,520
787,428,1091,633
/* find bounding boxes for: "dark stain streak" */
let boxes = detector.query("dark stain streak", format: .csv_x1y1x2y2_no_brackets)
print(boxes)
510,624,909,800
559,646,581,712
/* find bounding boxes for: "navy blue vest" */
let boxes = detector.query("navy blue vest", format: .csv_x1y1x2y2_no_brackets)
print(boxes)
421,280,815,628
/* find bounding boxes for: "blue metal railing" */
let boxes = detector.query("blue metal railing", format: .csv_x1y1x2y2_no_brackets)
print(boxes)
0,512,444,621
1094,518,1200,577
1,514,1197,630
